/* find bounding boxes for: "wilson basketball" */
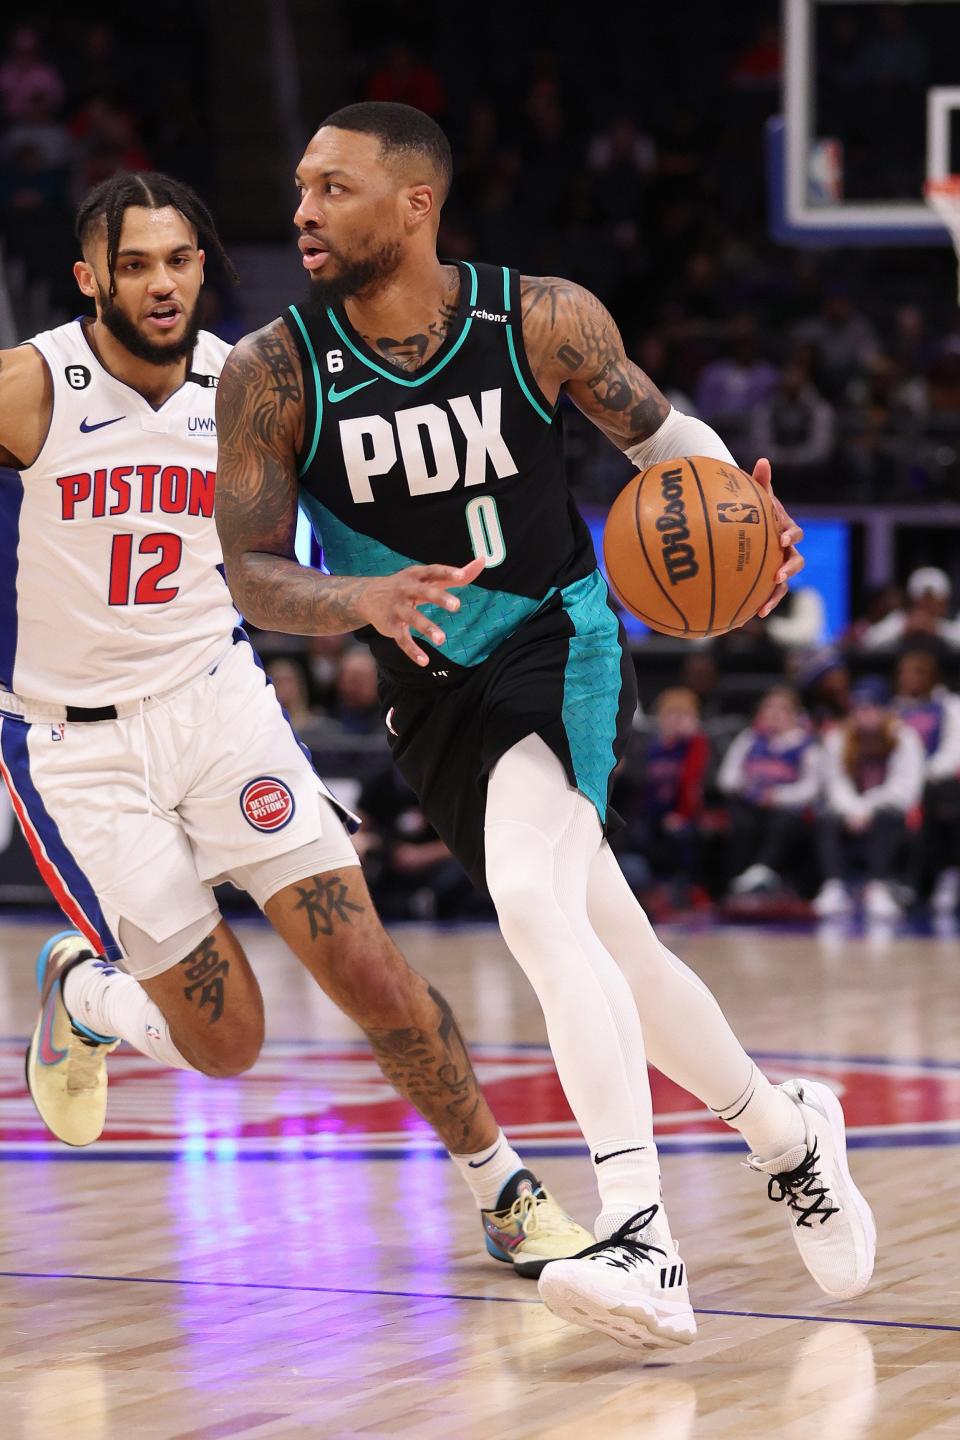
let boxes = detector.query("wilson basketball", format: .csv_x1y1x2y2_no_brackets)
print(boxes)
603,456,782,638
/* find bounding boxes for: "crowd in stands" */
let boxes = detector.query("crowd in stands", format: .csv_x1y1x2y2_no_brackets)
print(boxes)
609,565,960,923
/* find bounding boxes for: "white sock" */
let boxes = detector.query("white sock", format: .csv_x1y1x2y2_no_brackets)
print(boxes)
62,957,196,1071
586,844,806,1160
450,1129,527,1209
710,1064,806,1161
594,1139,672,1246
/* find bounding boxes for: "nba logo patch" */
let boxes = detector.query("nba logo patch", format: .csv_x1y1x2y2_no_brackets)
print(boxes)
240,776,296,832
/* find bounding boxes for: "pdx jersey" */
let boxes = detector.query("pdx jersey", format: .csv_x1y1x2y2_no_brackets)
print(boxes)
1,320,236,705
284,260,598,678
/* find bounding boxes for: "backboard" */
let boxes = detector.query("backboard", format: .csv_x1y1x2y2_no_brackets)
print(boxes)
769,0,960,245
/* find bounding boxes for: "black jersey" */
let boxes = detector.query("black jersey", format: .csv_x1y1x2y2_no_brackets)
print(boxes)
283,260,597,680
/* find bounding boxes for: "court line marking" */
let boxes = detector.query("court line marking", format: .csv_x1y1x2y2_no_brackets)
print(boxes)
0,1269,956,1335
0,1130,957,1160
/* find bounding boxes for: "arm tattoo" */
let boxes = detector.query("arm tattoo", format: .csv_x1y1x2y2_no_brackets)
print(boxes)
520,275,670,448
181,935,230,1024
293,873,364,941
366,984,484,1151
215,320,374,634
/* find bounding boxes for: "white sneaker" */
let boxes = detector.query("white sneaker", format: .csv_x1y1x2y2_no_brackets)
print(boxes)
930,867,960,916
747,1079,876,1301
25,931,119,1147
538,1205,697,1351
731,863,778,896
863,881,901,921
812,879,853,918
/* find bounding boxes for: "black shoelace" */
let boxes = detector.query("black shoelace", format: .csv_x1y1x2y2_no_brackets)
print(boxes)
766,1142,839,1227
573,1204,667,1272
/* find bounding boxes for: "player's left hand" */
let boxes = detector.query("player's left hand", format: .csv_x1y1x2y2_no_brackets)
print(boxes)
751,458,804,618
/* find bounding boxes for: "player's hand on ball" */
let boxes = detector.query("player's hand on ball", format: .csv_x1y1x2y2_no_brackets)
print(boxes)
360,556,486,667
751,458,804,618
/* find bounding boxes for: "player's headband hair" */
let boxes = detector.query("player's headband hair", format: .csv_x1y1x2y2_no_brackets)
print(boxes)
75,171,237,297
318,101,453,203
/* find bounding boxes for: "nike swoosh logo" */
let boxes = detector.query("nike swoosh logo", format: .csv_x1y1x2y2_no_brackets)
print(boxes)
38,992,67,1066
79,416,125,433
327,378,377,404
593,1145,647,1165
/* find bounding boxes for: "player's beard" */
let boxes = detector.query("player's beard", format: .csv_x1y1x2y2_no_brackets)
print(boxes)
301,236,403,309
97,285,202,367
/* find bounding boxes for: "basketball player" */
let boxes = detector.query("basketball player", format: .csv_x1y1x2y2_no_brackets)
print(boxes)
0,170,593,1280
214,104,876,1351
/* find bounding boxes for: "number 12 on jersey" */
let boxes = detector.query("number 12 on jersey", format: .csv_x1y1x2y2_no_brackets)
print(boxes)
108,533,183,606
465,495,506,568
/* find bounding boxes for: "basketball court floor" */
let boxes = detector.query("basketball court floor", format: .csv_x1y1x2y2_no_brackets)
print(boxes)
0,916,957,1438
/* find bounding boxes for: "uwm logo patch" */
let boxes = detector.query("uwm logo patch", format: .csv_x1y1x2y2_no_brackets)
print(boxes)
240,776,295,832
0,1045,957,1153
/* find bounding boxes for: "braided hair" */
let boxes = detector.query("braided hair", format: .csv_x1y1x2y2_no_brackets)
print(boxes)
75,171,237,297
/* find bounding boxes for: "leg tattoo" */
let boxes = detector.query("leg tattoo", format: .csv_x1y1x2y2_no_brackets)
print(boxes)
180,935,230,1024
293,873,364,941
366,984,485,1150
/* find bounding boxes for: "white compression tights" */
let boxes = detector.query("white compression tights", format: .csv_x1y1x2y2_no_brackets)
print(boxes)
485,736,803,1230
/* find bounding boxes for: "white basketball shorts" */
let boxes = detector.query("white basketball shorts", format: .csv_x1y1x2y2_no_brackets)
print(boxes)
0,633,359,977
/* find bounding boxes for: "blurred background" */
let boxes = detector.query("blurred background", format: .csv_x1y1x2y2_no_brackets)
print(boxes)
3,0,960,927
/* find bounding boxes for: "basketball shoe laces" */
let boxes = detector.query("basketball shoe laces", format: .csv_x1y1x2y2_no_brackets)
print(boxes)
764,1141,840,1228
500,1186,586,1239
573,1204,667,1272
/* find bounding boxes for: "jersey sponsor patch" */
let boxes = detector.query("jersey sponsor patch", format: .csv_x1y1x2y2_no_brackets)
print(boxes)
239,776,296,832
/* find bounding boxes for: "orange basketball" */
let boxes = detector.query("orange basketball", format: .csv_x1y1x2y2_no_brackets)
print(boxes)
603,456,781,639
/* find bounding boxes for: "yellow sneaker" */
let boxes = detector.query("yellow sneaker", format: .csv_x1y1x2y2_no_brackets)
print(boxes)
26,931,119,1147
482,1169,594,1279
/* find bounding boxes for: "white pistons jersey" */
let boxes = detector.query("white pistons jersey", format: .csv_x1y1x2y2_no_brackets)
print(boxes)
1,320,237,705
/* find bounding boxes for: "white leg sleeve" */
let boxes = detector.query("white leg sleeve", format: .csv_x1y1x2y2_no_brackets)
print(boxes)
485,735,663,1222
586,842,805,1160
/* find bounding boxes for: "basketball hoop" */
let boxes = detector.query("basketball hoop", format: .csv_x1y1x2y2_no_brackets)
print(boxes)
924,176,960,304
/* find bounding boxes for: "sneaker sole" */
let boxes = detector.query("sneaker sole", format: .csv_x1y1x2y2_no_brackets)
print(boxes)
484,1235,545,1279
538,1268,697,1352
798,1078,877,1301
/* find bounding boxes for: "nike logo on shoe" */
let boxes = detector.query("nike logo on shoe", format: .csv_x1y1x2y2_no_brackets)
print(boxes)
79,416,125,432
327,379,377,404
593,1145,648,1165
38,995,67,1066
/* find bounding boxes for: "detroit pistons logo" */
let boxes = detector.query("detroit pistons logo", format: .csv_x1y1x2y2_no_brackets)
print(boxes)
240,776,296,832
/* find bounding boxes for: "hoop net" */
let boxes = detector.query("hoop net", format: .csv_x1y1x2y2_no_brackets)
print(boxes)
924,176,960,304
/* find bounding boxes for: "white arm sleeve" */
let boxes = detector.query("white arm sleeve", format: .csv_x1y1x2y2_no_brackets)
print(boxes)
624,406,737,471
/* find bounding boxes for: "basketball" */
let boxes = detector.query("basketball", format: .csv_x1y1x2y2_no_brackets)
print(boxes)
603,456,782,639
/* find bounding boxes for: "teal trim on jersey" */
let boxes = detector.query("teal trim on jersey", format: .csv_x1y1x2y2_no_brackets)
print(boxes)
463,260,479,307
325,308,474,388
299,493,549,668
560,570,621,824
505,325,552,425
501,263,552,425
288,307,323,474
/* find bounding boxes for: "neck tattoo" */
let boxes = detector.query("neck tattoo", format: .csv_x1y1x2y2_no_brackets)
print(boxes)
360,275,461,373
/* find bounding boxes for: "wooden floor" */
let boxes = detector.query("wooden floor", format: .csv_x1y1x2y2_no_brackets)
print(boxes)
0,917,958,1439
